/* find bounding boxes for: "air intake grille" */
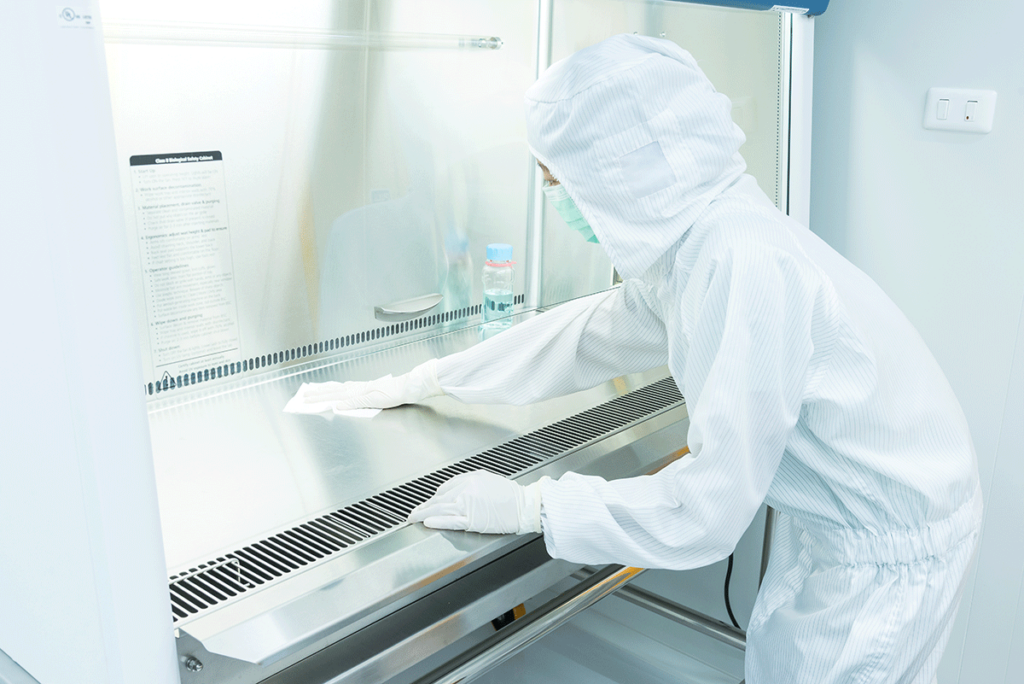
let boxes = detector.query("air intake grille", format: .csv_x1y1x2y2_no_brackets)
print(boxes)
146,295,527,396
167,376,683,622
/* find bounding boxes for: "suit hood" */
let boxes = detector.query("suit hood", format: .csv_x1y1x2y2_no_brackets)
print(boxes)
525,34,747,280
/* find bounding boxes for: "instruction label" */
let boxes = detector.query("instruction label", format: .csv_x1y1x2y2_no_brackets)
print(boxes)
130,152,241,382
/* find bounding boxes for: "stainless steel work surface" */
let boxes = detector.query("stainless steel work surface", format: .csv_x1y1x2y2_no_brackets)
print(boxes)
148,312,668,575
148,311,688,669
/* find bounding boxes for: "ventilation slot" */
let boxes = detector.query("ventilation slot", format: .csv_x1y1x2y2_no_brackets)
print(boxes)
148,294,527,396
169,376,683,623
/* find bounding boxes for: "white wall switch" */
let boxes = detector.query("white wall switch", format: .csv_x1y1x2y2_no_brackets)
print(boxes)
923,88,997,133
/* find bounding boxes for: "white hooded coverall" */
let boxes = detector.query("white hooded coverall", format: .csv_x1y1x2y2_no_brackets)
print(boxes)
434,36,982,684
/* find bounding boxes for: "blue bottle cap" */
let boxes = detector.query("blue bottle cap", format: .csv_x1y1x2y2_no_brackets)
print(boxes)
486,243,513,262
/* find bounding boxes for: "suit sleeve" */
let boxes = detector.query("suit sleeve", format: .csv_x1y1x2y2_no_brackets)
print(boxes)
435,280,669,405
538,247,823,569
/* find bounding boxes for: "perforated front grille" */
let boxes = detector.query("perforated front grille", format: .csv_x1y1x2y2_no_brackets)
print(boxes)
146,295,527,396
167,376,683,622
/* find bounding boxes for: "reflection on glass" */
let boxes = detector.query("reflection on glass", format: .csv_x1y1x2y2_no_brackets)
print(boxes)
100,0,535,396
318,168,450,335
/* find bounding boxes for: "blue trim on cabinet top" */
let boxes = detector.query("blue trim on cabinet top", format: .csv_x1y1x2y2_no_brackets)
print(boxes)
665,0,830,16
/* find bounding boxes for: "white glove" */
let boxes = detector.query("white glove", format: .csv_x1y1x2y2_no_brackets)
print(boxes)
408,471,546,535
301,359,443,410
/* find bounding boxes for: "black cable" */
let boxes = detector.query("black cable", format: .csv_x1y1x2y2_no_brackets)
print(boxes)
724,553,741,629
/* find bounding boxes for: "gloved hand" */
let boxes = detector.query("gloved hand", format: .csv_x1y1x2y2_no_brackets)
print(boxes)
302,359,443,410
408,471,547,535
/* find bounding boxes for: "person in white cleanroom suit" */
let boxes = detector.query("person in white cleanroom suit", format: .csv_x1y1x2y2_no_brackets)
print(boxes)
302,35,982,684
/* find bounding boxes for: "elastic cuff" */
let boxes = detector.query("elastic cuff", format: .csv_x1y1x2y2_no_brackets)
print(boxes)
519,477,548,535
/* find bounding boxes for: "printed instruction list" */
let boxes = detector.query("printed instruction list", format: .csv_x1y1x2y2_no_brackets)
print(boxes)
130,152,241,382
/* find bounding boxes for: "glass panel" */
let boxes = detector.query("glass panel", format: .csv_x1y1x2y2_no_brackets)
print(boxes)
539,0,784,307
99,0,785,397
99,0,536,398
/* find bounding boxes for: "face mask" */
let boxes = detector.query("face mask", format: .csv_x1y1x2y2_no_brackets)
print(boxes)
542,183,599,244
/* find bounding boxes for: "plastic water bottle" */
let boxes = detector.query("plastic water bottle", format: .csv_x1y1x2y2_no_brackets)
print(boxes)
482,243,514,329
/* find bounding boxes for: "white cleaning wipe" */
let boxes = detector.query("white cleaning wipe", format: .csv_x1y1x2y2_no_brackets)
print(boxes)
283,383,382,419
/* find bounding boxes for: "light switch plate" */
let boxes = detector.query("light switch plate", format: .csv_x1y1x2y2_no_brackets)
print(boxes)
923,88,997,133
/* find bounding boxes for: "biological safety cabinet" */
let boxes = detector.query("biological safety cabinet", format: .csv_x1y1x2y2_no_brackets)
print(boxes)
0,1,821,682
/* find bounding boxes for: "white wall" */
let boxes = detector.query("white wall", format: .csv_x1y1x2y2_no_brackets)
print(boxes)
810,2,1024,682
